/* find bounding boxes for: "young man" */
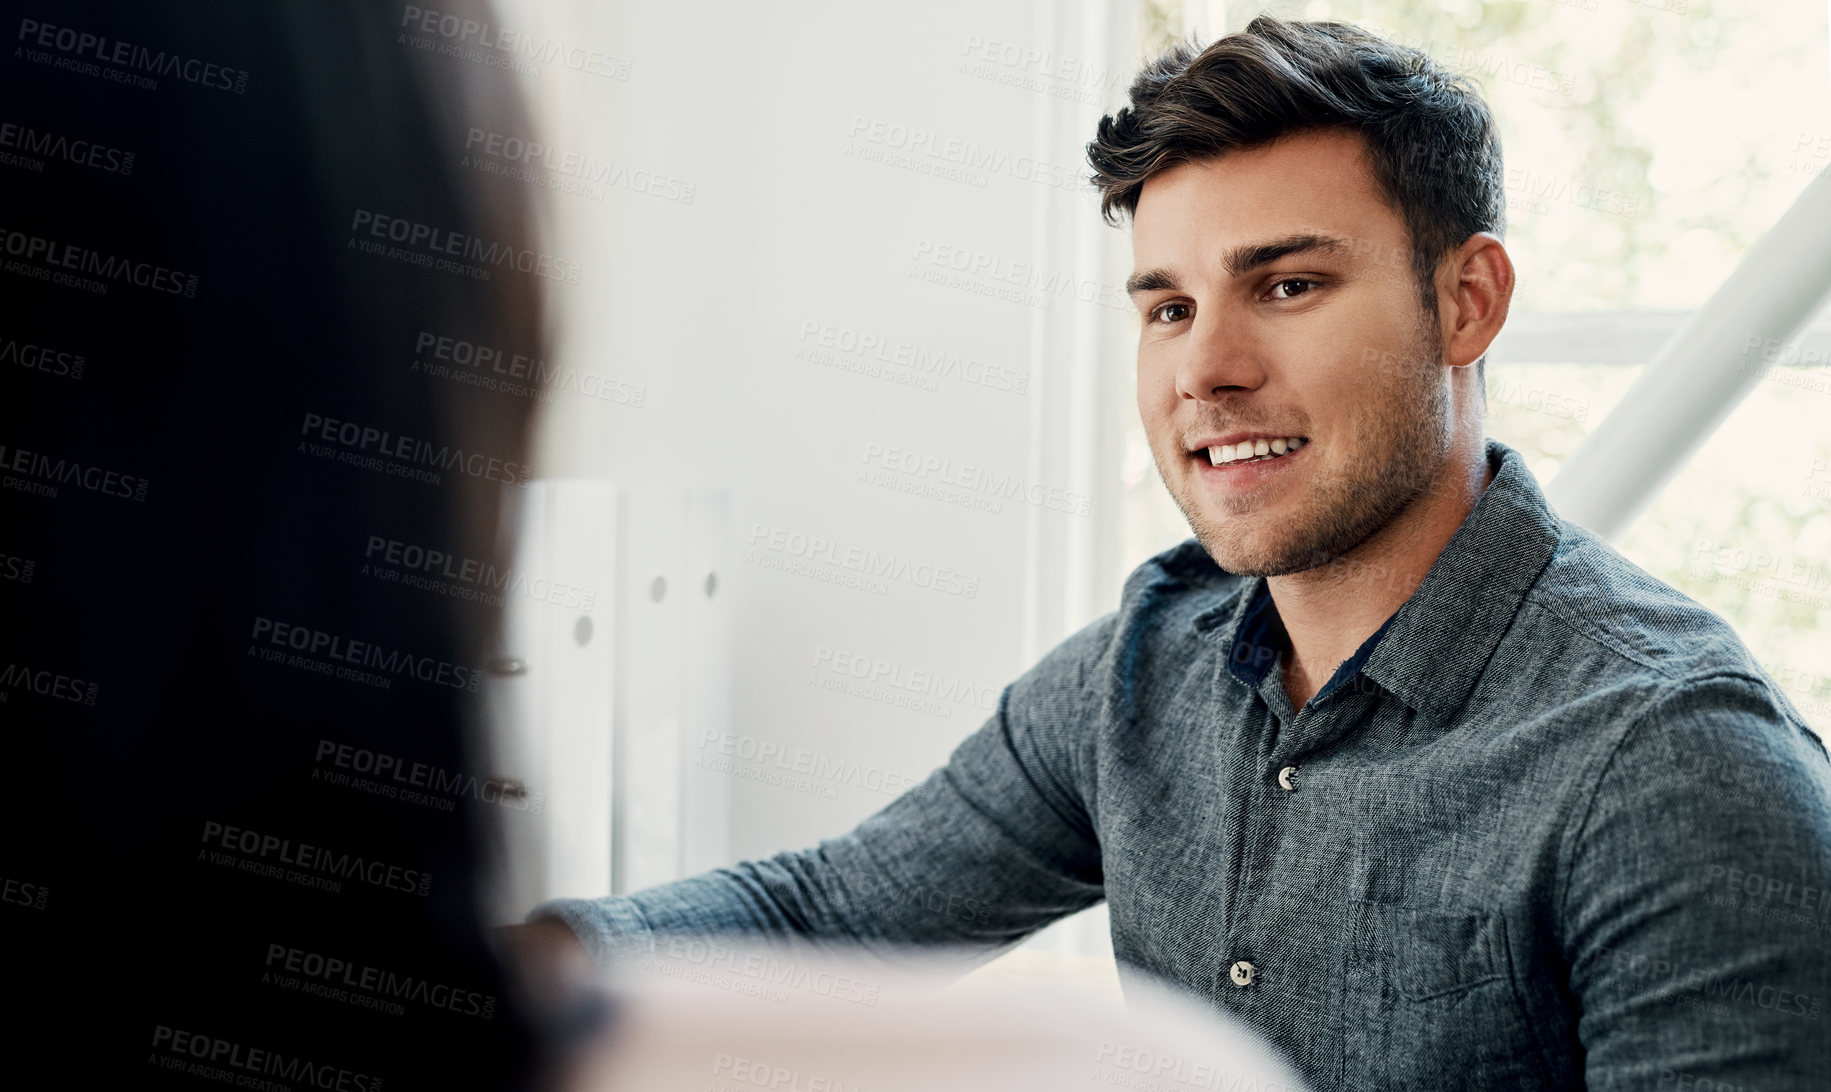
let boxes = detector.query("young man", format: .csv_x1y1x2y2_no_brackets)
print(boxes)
512,18,1831,1088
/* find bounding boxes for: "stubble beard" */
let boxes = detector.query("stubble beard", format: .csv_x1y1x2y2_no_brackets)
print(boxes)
1159,322,1452,578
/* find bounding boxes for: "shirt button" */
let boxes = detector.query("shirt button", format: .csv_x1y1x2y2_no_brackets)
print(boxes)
1229,960,1256,987
1277,766,1297,791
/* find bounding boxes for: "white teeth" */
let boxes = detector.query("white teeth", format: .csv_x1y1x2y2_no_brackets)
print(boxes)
1204,437,1307,465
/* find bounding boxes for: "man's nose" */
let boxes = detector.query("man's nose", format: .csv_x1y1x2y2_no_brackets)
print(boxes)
1176,312,1266,400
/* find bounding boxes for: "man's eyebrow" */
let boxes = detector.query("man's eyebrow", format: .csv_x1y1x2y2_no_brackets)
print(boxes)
1124,268,1179,297
1222,232,1353,277
1124,233,1357,298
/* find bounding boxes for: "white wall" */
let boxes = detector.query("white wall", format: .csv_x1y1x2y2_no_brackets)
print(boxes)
495,0,1146,958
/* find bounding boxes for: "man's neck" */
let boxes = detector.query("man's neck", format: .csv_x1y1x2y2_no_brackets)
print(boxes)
1273,440,1494,713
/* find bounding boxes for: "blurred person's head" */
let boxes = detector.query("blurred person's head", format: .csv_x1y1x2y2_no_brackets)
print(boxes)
4,1,553,1084
1088,17,1513,577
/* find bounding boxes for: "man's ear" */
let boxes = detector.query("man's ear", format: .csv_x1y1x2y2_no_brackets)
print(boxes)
1438,232,1514,370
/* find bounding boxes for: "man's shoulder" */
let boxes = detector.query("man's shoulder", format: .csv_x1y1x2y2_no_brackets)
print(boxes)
1510,519,1821,758
1522,519,1772,686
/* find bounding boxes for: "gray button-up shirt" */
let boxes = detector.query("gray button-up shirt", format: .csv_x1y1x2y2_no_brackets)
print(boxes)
538,439,1831,1089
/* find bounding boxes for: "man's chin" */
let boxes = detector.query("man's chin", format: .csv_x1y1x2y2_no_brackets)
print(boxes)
1203,549,1316,579
1195,523,1345,579
1171,482,1362,576
1197,534,1301,578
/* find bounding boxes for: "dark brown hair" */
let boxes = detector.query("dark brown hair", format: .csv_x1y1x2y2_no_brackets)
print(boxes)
1088,15,1505,318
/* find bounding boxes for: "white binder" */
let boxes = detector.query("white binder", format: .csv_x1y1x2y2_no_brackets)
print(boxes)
482,481,731,924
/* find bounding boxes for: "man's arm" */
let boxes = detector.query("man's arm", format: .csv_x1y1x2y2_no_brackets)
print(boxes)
1561,673,1831,1089
525,614,1116,969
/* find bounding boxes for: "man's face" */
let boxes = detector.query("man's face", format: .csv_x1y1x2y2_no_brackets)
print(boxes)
1129,129,1454,577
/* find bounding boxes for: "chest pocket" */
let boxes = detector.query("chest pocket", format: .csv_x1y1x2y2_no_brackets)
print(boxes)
1342,900,1546,1089
1384,905,1505,999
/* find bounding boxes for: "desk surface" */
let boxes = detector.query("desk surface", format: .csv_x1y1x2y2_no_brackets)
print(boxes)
552,941,1305,1092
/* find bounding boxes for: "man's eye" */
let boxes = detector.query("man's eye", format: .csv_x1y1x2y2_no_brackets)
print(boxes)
1149,302,1191,325
1268,278,1319,300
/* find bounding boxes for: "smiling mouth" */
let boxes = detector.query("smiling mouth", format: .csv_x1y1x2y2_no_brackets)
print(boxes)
1200,436,1308,466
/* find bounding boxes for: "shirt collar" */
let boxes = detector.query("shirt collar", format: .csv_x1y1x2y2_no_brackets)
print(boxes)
1227,578,1400,699
1200,439,1562,720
